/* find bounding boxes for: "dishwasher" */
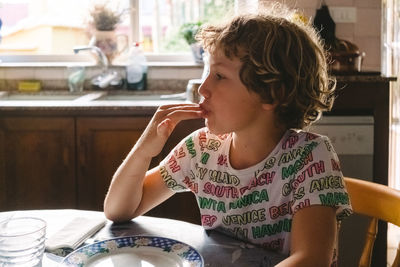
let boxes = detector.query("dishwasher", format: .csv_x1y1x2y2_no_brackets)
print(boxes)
309,115,374,267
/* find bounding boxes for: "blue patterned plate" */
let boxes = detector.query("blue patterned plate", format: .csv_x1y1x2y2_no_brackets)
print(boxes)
59,236,204,267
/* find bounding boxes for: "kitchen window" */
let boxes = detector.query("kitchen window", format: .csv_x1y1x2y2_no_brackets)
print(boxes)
0,0,246,63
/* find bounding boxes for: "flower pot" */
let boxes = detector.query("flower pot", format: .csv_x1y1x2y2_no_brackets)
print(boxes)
90,30,128,64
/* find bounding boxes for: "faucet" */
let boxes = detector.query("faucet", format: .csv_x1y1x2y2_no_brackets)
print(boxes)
73,46,122,89
73,46,108,73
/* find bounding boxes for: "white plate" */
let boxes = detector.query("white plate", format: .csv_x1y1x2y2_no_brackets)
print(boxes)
60,236,203,267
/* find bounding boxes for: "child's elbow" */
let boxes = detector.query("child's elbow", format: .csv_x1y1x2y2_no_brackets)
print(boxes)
277,253,332,267
103,204,135,223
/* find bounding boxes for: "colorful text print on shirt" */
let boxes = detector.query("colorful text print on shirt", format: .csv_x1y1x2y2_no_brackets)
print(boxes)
203,181,240,198
309,175,344,193
269,198,310,220
198,196,226,213
201,214,217,227
282,134,299,149
239,171,275,195
183,175,198,193
195,165,240,185
199,131,207,151
319,192,350,206
229,189,269,210
223,208,266,226
185,137,196,157
331,158,341,171
252,218,292,239
281,141,318,180
217,154,228,166
278,146,313,166
160,166,186,191
305,132,319,141
201,152,210,164
174,147,186,158
167,155,181,173
195,132,222,152
282,160,325,196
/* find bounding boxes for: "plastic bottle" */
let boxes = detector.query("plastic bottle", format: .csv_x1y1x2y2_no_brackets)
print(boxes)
126,43,147,90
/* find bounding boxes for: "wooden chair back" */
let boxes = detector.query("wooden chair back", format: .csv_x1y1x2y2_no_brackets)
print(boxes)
344,177,400,267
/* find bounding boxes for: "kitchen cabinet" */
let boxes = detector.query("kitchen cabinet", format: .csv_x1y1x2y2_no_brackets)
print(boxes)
0,113,203,224
76,117,152,211
0,117,76,210
0,116,153,212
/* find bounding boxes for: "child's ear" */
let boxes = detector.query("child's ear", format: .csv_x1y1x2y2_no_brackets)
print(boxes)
262,102,278,111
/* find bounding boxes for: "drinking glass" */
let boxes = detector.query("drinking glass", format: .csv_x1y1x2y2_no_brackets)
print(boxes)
67,66,86,93
0,217,46,266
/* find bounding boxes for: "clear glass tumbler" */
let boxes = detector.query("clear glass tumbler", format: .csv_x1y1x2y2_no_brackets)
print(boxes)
0,217,46,266
67,66,86,93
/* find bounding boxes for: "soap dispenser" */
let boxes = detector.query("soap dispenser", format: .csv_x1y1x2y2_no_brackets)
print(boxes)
126,43,147,90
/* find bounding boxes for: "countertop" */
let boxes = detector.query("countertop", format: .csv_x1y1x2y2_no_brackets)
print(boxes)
334,73,396,82
0,90,186,115
0,74,395,115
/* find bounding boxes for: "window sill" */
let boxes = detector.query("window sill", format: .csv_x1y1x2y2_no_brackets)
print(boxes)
0,52,203,67
0,61,203,68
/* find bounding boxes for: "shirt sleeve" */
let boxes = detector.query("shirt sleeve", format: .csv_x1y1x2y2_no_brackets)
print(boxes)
291,135,353,220
159,129,203,193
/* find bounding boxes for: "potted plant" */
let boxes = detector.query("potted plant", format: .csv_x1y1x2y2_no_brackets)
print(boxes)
180,22,204,63
88,3,128,63
89,3,123,31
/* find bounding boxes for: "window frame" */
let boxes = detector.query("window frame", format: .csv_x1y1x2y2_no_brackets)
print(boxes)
0,0,256,64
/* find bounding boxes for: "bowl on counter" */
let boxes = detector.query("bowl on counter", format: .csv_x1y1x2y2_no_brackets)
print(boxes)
329,51,366,73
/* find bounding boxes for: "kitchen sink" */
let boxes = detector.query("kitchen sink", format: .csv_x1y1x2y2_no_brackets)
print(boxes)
0,91,187,103
93,94,163,101
0,92,89,101
93,92,186,101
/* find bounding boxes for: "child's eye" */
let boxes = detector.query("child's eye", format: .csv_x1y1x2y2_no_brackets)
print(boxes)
215,73,224,80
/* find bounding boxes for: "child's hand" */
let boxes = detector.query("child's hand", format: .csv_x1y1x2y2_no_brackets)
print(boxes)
135,103,204,158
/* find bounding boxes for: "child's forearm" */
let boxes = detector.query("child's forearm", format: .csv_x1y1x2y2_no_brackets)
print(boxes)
103,103,204,222
103,145,152,222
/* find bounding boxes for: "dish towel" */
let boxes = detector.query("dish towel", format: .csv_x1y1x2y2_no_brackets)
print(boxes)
46,217,106,256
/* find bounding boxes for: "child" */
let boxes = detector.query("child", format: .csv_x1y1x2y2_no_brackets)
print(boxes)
104,8,352,267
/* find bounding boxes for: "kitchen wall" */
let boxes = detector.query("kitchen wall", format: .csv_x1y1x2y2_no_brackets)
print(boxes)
0,0,383,91
261,0,382,71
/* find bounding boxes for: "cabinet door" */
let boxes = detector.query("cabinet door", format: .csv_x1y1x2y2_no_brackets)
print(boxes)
76,117,151,211
0,117,76,210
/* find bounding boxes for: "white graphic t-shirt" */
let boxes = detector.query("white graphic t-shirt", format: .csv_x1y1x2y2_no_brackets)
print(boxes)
159,127,352,261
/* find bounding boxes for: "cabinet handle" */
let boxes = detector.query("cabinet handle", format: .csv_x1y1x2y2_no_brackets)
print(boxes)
79,136,87,173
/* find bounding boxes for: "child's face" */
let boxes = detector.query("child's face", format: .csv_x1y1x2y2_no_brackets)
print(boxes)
199,50,266,135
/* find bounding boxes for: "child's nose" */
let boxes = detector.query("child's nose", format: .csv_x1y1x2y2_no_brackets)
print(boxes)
198,79,210,99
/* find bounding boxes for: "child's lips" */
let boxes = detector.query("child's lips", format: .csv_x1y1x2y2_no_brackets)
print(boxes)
199,102,209,116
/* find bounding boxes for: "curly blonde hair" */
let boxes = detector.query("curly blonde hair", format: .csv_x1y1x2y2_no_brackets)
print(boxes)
196,10,336,129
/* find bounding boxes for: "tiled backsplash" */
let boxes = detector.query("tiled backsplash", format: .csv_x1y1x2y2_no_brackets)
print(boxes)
261,0,382,71
0,64,204,92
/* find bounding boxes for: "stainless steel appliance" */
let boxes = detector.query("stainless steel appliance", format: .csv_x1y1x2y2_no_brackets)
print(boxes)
310,115,374,266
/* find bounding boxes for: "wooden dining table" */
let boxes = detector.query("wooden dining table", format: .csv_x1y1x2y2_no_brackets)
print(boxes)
0,209,286,266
